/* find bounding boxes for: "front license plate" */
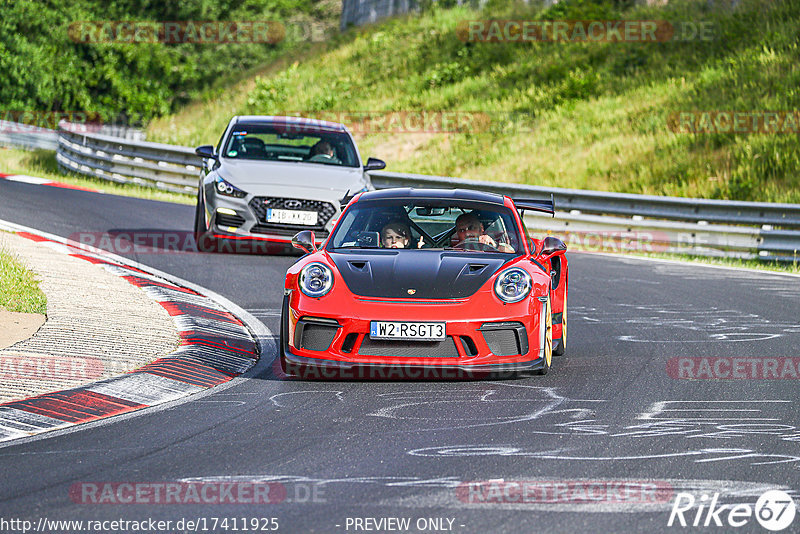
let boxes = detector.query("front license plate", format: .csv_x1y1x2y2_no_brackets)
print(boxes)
266,208,318,226
370,321,446,341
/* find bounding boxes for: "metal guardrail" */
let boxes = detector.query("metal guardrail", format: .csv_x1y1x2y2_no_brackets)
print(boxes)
56,123,197,194
41,124,800,262
369,171,800,229
370,171,800,262
1,120,146,152
340,0,490,30
341,0,418,30
519,211,799,263
0,120,58,150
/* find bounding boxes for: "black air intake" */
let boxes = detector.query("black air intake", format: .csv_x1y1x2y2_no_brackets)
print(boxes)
216,212,246,228
295,318,340,352
479,322,528,356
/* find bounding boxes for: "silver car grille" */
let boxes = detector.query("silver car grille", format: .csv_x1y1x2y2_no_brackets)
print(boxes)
248,196,336,235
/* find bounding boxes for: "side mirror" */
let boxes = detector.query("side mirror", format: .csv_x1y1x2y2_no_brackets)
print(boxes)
195,145,218,160
539,236,567,261
363,157,386,171
292,230,317,254
356,231,380,248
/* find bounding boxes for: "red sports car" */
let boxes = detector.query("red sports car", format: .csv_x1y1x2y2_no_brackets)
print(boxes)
279,188,568,379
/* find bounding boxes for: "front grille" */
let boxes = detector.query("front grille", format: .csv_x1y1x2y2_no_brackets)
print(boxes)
251,224,329,238
249,197,336,234
216,213,246,228
295,318,339,352
480,322,528,356
358,336,459,358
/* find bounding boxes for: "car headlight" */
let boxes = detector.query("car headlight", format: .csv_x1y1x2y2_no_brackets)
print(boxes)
214,176,247,198
299,262,334,297
494,267,532,303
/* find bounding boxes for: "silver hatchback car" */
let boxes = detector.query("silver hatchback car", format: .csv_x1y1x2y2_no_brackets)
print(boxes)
194,115,385,253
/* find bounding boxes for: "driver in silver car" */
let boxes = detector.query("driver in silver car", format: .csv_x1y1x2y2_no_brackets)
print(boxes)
307,140,341,164
455,212,514,252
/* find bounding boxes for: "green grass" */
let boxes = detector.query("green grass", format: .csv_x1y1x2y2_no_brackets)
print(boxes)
0,148,194,205
0,245,47,314
146,0,800,204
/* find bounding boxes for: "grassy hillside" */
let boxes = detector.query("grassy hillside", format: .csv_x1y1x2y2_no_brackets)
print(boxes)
147,0,800,203
1,0,340,124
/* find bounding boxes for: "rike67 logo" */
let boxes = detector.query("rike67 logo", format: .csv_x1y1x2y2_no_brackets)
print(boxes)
668,490,796,531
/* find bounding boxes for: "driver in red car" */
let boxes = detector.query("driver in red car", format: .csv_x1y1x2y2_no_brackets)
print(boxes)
455,212,514,252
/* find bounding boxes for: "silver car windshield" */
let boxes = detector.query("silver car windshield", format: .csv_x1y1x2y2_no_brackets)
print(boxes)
223,124,359,168
330,200,522,253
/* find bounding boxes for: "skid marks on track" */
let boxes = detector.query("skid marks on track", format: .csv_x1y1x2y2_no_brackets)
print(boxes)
573,303,800,343
175,472,798,513
267,383,800,467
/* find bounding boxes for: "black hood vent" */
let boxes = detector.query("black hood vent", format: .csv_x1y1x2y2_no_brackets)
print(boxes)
330,250,508,299
348,260,369,271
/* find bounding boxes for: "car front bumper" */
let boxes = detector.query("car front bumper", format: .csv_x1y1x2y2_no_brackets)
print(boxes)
204,190,337,247
281,288,549,377
280,348,546,379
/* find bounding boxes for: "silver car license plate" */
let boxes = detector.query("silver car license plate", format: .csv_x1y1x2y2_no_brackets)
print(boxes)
266,208,318,226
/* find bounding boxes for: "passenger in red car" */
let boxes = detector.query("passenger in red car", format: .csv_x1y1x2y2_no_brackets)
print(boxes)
381,221,423,249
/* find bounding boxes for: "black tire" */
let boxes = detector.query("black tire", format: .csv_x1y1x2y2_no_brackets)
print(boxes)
533,296,553,375
554,294,567,356
194,197,215,252
279,295,290,375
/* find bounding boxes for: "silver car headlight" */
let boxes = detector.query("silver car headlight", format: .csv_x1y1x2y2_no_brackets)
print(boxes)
299,262,334,297
494,267,532,303
214,176,247,198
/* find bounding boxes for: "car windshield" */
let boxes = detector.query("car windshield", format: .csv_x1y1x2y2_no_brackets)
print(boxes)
222,123,359,168
329,199,522,254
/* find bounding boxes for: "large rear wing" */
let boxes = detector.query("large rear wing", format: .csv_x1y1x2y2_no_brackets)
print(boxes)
513,195,555,217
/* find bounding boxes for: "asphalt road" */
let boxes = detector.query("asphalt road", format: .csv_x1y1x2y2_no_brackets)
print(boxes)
1,180,799,534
